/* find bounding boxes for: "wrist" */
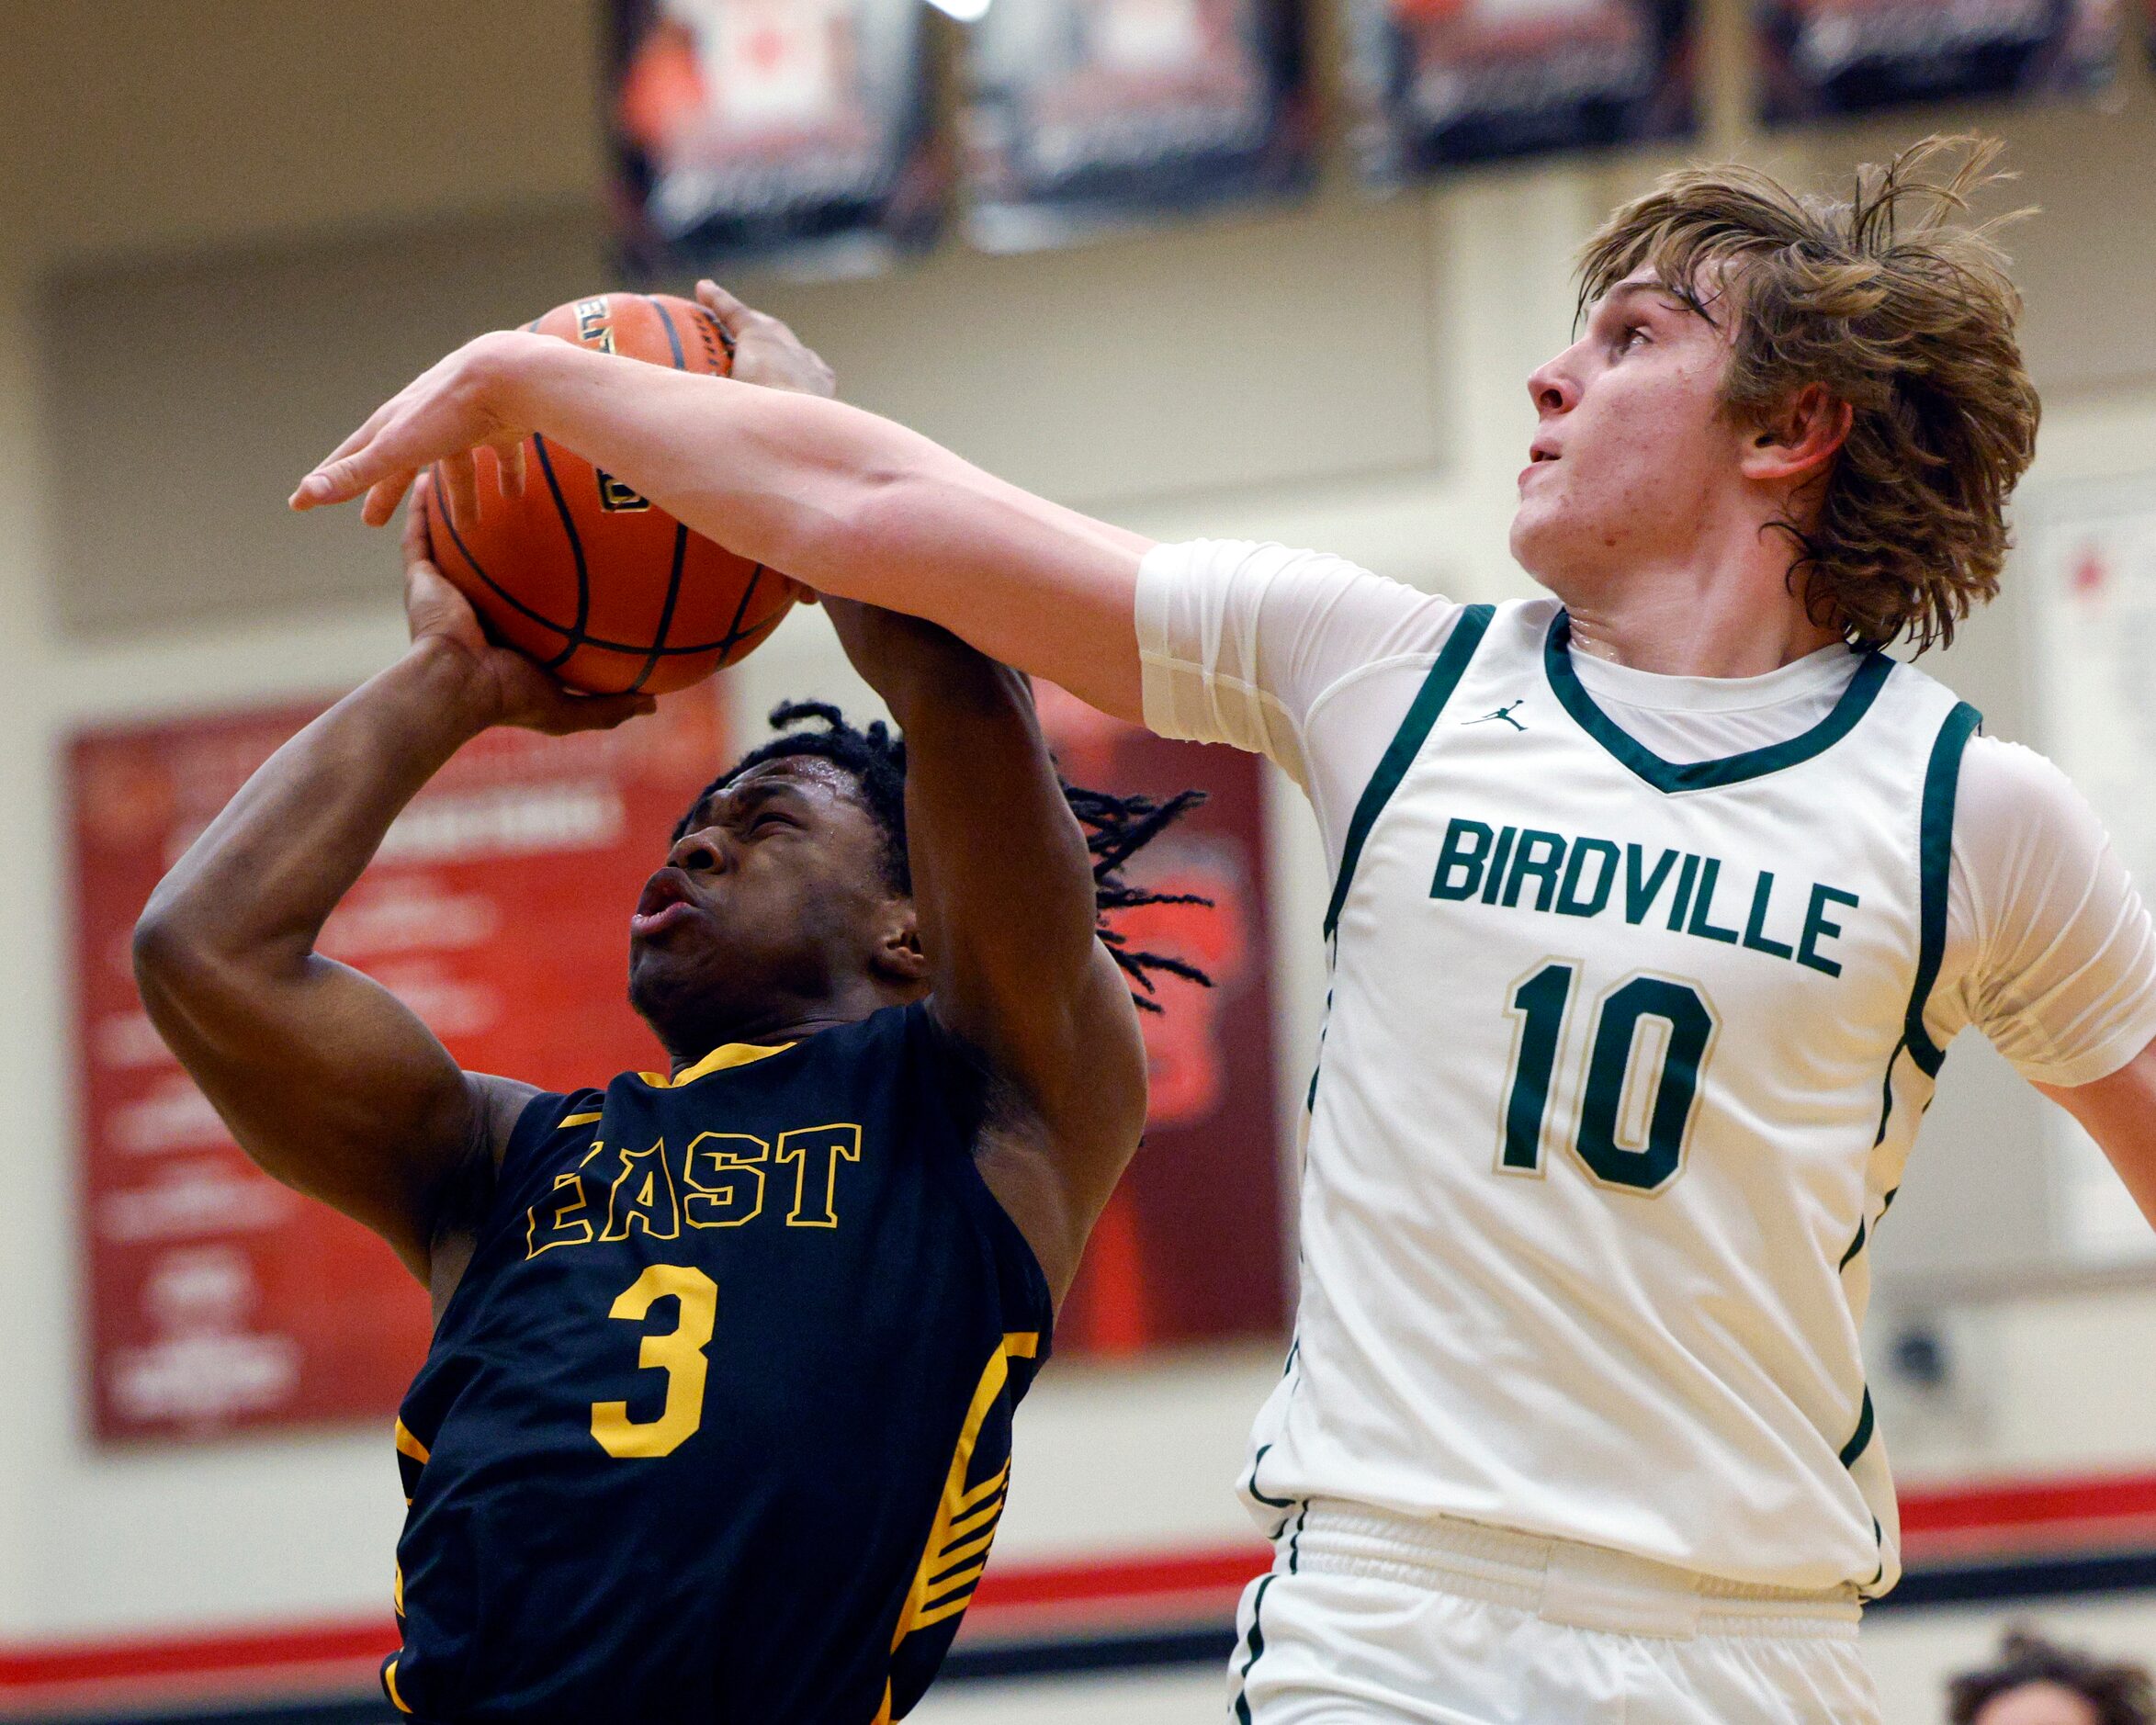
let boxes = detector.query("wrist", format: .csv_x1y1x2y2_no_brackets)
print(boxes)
481,328,576,428
876,655,1025,729
399,634,511,742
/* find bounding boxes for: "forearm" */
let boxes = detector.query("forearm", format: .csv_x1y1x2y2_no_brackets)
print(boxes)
142,640,490,966
493,337,1151,716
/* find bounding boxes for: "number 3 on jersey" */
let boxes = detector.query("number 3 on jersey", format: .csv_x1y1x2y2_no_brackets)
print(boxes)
592,1264,717,1459
1499,963,1719,1193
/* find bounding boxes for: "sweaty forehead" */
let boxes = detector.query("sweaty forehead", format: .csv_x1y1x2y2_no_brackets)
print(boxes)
691,755,864,827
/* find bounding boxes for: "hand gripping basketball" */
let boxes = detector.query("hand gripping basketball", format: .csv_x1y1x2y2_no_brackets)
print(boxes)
400,476,655,738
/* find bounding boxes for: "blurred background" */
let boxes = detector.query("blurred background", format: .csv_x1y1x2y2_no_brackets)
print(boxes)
3,0,2154,1720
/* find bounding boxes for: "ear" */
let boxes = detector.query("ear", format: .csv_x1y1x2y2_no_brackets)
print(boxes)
871,899,930,987
1741,382,1852,487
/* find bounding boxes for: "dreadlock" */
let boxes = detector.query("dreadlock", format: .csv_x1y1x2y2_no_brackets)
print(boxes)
678,701,1213,1010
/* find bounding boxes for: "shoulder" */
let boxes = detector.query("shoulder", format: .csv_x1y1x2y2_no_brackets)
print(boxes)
1140,539,1454,643
491,1083,602,1174
1952,733,2096,851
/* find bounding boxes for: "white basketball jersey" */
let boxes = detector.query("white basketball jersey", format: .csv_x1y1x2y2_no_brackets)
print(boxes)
1245,598,1979,1597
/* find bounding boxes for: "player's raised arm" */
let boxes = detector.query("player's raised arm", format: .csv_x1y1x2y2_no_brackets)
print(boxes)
133,483,652,1284
2037,1040,2156,1234
289,288,1154,724
820,600,1157,1302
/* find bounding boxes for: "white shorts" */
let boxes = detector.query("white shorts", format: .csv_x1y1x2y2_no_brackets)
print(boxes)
1225,1505,1880,1725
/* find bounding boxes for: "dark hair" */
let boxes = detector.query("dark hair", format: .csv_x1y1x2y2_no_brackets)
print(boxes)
1947,1629,2155,1725
678,700,1212,1009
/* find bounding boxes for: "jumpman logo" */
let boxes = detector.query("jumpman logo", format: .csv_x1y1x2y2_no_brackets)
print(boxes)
1468,700,1529,733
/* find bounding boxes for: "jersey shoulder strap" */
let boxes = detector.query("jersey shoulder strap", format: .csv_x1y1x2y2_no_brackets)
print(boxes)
1902,696,1984,1077
1323,603,1496,941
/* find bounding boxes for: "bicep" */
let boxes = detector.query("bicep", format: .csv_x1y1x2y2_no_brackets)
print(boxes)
1949,740,2156,1088
958,943,1149,1307
135,930,507,1278
896,665,1149,1297
2035,1035,2156,1232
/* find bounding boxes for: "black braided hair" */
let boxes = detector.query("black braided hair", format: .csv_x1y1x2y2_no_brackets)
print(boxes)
678,701,1213,1010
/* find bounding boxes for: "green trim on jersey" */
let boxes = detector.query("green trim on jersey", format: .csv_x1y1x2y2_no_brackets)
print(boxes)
1904,701,1984,1078
1837,1385,1877,1471
1542,614,1895,793
1322,603,1496,941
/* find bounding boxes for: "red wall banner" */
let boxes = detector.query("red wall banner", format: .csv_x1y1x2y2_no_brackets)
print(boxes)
71,675,1287,1443
71,689,733,1442
1034,683,1288,1356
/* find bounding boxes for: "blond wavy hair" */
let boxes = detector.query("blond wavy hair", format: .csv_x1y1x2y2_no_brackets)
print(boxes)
1577,136,2039,652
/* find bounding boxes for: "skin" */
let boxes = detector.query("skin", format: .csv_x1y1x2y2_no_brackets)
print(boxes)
1970,1683,2101,1725
138,320,1146,1319
287,274,2156,1276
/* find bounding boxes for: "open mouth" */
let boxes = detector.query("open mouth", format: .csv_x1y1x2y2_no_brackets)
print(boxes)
630,871,703,941
1519,446,1560,488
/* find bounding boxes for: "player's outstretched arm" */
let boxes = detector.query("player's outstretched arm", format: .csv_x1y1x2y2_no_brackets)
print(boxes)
133,482,653,1284
2036,1033,2156,1235
825,600,1147,1304
288,288,1155,724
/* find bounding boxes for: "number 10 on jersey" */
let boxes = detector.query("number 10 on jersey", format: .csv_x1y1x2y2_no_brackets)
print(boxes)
1499,963,1720,1194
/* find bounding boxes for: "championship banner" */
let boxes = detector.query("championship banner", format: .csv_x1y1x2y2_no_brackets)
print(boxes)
72,690,733,1441
1034,684,1288,1354
609,0,943,278
1755,0,2115,124
1343,0,1695,184
962,0,1315,253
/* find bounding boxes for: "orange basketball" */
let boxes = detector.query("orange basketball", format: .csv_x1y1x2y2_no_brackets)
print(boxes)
424,292,796,694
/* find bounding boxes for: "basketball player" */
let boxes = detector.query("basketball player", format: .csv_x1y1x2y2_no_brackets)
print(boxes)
298,139,2156,1722
141,452,1205,1714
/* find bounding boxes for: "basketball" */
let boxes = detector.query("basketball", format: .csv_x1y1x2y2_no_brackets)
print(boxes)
424,292,796,695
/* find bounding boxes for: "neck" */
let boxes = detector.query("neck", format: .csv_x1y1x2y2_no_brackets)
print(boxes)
1545,513,1844,678
656,979,916,1076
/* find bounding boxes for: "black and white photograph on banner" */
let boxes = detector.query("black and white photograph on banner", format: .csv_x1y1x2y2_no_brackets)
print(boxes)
1342,0,1695,184
609,0,944,277
1756,0,2116,124
962,0,1314,253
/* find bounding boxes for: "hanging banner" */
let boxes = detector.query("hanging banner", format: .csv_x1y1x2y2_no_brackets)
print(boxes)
1033,684,1288,1355
610,0,944,279
73,690,734,1442
1756,0,2115,124
963,0,1315,253
1343,0,1695,184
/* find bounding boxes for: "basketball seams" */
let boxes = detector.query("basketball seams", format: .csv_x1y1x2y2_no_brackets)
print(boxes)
528,435,593,672
426,462,576,649
622,297,695,696
428,292,783,694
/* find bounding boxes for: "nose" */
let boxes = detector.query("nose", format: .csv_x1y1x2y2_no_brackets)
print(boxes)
667,827,728,875
1526,347,1581,417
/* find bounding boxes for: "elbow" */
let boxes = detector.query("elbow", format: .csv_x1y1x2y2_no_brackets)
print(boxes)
131,889,231,1013
130,901,197,1009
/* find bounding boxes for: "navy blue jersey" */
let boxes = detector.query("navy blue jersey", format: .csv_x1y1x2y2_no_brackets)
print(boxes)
385,1004,1053,1724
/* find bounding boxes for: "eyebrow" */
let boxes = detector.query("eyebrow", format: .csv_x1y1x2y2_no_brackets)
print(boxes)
683,775,806,834
1603,281,1693,315
723,777,813,818
1607,276,1724,329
